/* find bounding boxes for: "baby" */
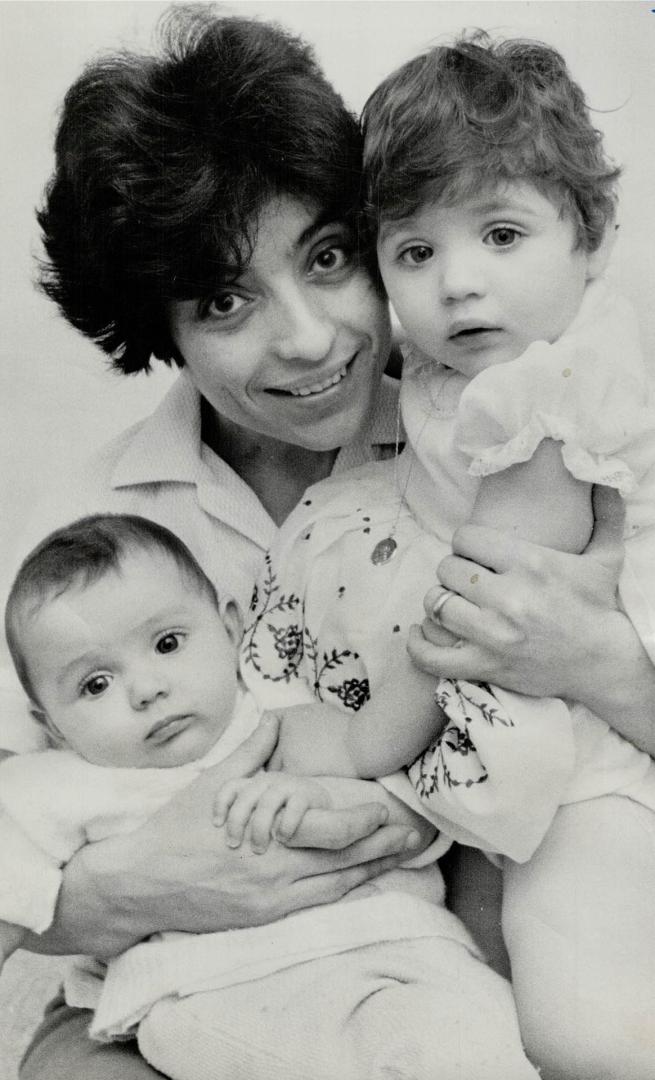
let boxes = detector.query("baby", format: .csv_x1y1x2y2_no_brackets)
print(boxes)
240,34,655,1079
0,513,537,1080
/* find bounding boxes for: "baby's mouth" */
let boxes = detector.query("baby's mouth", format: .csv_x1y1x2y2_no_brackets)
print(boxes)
449,326,498,341
145,715,191,745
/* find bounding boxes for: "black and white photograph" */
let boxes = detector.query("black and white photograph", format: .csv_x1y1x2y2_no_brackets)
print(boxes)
1,3,654,1078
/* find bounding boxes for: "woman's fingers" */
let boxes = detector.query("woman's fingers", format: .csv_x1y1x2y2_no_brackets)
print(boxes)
407,623,486,681
414,609,462,648
300,821,421,870
423,578,513,651
288,849,422,911
449,523,529,575
285,803,409,851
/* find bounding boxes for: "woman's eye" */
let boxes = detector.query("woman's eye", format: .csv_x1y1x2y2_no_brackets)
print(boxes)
485,226,521,248
82,674,111,698
399,245,434,266
311,244,351,275
204,293,248,319
156,633,182,655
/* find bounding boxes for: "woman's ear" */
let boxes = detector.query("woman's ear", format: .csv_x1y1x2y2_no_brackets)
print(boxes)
585,219,618,281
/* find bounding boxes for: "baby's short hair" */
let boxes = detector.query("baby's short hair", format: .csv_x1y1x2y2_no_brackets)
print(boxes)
362,31,620,251
5,514,218,705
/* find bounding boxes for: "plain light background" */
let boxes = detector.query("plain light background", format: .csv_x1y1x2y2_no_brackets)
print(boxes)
0,4,653,1074
2,0,654,609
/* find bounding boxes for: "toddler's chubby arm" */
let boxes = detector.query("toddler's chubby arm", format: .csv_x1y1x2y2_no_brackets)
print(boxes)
469,438,593,553
263,650,447,781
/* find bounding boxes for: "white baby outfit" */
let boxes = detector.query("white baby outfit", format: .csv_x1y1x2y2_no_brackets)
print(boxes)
0,692,538,1080
242,278,655,860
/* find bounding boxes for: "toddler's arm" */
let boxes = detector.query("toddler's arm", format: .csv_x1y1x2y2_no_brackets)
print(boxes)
267,650,447,780
469,438,593,553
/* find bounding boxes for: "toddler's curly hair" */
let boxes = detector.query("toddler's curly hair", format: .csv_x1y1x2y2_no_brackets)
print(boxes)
362,32,620,251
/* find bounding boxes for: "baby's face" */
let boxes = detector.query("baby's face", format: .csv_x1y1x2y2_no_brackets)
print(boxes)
22,548,241,768
377,181,599,379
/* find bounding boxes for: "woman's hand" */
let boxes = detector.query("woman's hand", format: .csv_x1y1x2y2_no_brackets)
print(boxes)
29,718,421,959
409,486,623,698
408,487,655,754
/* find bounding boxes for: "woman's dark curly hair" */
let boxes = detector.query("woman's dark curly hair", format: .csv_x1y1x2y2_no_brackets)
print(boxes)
37,6,365,374
362,31,620,251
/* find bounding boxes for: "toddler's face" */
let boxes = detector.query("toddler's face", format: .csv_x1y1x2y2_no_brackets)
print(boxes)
22,548,241,768
377,181,602,379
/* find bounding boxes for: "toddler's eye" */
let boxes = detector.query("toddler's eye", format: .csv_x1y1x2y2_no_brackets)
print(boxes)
82,674,111,698
485,227,521,248
399,245,434,266
156,633,182,654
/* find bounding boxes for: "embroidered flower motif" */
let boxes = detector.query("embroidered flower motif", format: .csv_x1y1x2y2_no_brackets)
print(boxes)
332,677,370,711
272,625,303,662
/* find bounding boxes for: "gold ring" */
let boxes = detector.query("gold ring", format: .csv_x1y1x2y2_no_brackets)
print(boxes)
431,588,457,626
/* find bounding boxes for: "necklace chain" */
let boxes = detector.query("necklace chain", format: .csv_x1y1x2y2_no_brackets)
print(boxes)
370,394,430,565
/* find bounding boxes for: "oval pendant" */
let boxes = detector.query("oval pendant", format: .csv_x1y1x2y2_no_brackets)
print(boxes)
371,536,397,565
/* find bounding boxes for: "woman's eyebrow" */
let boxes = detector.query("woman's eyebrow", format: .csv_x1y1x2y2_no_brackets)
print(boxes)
297,214,348,249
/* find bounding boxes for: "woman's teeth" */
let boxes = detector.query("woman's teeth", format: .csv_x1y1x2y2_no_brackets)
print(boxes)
289,366,347,397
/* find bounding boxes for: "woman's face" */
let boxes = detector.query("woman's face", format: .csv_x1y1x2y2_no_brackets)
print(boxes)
168,196,391,452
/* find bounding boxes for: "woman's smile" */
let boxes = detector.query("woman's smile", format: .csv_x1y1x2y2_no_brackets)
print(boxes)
272,361,350,397
169,196,390,453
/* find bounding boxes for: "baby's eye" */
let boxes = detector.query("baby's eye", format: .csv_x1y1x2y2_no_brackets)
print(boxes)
81,673,112,698
485,226,521,248
156,632,182,655
202,293,249,320
399,245,434,266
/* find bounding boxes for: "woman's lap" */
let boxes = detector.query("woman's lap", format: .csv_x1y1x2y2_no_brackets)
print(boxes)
20,994,165,1080
139,938,536,1080
18,848,509,1080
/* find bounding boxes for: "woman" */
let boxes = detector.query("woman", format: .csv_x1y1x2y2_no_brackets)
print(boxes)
14,9,654,1080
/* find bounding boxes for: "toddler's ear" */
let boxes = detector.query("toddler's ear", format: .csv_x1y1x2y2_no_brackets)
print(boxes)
585,218,618,281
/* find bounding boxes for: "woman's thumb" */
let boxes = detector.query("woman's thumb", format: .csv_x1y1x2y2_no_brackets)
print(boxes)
586,486,625,568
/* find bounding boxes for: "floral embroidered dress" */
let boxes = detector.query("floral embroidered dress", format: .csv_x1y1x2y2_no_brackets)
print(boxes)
241,279,655,861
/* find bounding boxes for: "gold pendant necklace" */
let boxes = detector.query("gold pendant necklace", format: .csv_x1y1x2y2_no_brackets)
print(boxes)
370,398,431,565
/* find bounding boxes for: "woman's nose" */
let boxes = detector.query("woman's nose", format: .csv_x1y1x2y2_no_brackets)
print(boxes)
128,667,170,710
272,292,336,363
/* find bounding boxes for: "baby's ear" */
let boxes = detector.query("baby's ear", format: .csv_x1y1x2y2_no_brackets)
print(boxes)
585,218,618,281
29,706,66,749
220,598,244,650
